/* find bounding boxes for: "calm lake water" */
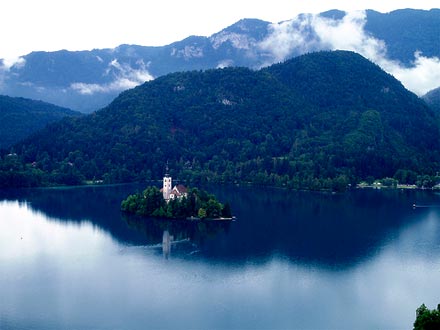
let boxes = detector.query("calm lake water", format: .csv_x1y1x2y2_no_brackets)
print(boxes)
1,184,439,329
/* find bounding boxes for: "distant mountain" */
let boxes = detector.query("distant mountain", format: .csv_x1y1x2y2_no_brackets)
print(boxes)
0,95,80,150
364,9,440,63
0,9,438,112
423,87,440,112
5,51,439,188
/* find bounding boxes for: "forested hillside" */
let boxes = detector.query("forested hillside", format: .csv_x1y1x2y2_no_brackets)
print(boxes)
1,51,439,189
0,95,80,150
423,87,440,112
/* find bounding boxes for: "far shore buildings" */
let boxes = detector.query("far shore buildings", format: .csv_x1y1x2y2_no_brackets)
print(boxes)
160,167,188,202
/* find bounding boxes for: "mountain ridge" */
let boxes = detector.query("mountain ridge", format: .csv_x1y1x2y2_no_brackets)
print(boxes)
1,8,438,112
0,95,81,150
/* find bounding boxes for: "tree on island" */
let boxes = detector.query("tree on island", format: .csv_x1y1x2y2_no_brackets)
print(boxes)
414,303,440,330
121,186,232,219
197,208,207,219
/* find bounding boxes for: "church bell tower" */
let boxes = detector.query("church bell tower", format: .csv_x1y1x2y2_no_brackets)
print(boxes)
162,163,172,201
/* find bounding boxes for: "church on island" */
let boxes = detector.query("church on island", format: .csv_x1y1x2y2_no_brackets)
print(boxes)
160,167,188,202
121,164,234,220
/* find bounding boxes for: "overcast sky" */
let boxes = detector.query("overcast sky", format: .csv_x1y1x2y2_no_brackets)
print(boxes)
0,0,438,61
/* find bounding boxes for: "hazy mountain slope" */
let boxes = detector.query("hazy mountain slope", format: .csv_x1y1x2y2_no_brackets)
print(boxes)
423,87,440,112
0,95,80,150
0,9,438,112
5,51,439,188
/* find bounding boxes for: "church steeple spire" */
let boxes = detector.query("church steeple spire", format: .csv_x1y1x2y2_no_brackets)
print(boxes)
164,161,170,177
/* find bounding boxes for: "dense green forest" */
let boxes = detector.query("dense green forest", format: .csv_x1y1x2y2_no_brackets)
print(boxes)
121,186,232,219
1,51,439,190
413,303,440,330
0,95,81,149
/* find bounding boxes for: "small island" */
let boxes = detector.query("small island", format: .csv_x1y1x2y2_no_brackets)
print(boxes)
121,169,233,220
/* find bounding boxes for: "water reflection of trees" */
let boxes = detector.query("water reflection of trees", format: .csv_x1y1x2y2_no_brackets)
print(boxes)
0,184,149,245
206,185,440,267
1,184,439,268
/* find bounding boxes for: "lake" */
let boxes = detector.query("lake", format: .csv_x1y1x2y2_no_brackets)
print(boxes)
1,184,439,329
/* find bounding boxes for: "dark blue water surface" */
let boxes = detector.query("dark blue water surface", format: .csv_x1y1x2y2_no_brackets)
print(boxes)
1,184,439,329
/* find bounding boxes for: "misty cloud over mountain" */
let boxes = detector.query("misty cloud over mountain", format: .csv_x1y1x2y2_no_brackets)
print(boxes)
259,10,440,96
70,59,154,95
0,8,438,112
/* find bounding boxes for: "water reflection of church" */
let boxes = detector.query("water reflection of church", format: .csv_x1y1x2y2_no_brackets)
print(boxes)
161,229,192,259
122,213,231,260
162,230,172,259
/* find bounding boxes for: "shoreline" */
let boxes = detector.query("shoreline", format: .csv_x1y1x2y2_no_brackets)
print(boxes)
2,179,439,193
122,211,236,222
185,216,236,221
356,183,439,190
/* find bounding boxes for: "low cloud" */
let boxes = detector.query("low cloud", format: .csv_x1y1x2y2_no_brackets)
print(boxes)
258,11,440,96
217,59,234,69
1,56,26,70
0,64,5,89
381,53,440,96
312,11,387,62
0,57,26,90
258,15,320,63
71,59,154,95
